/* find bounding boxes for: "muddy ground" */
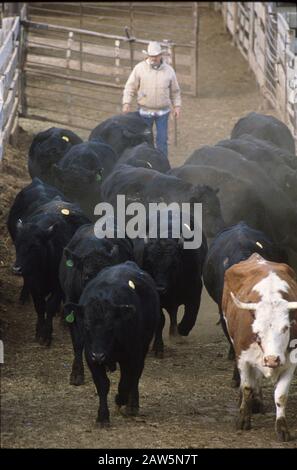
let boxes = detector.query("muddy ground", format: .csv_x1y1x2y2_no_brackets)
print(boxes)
0,9,296,449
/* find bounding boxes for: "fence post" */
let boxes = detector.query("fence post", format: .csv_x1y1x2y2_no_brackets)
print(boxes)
191,2,199,97
115,39,121,85
79,2,83,75
232,2,238,46
125,26,134,71
19,3,28,117
66,31,74,126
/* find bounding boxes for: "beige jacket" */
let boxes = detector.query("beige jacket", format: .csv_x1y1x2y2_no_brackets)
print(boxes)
122,59,181,112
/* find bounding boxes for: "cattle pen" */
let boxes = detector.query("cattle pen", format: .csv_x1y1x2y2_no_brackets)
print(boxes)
1,2,297,451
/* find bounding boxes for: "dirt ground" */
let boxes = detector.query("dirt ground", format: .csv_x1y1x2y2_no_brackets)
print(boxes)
0,9,296,449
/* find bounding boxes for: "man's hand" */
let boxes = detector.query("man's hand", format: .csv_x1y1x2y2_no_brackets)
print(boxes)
122,104,130,114
173,106,181,119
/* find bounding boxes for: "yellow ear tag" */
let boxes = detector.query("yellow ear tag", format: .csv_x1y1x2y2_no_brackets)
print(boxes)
256,241,263,249
62,136,70,142
129,280,135,290
61,208,70,216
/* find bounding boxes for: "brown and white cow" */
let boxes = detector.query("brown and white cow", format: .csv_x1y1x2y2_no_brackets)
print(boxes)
222,253,297,441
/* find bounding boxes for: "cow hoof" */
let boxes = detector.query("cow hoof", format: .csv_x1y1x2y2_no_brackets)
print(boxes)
70,373,84,386
154,349,164,359
127,406,139,417
236,415,251,431
276,418,291,442
227,347,235,360
39,336,51,347
252,398,265,414
97,420,110,429
231,378,240,388
177,323,189,336
123,405,139,417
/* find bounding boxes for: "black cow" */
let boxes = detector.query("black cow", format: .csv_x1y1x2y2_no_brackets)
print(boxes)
230,112,296,155
7,178,65,303
7,178,65,244
118,142,170,173
182,147,297,253
170,165,271,239
216,136,297,202
59,222,134,385
64,261,160,426
133,208,208,356
203,221,288,386
101,164,225,238
28,127,82,185
52,141,118,220
14,198,90,346
89,112,154,157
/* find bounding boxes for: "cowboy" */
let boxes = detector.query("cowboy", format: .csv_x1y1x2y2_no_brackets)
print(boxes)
122,41,181,159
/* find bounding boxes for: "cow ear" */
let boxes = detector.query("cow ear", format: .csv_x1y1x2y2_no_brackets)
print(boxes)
110,244,119,258
43,223,59,240
16,219,23,231
122,129,134,139
63,303,84,323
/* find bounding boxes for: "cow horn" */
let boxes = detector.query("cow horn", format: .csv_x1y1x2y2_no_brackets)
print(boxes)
231,292,258,310
287,302,297,310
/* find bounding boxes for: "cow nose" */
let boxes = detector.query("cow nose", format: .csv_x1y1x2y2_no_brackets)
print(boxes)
91,352,106,364
12,264,22,275
264,355,280,368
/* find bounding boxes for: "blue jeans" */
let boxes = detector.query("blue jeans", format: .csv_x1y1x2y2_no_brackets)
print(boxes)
140,112,170,158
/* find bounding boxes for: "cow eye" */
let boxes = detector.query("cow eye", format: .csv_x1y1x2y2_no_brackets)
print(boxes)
281,325,289,334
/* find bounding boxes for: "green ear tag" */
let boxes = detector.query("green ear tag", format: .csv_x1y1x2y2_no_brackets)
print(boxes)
66,259,74,268
96,173,102,182
65,311,75,323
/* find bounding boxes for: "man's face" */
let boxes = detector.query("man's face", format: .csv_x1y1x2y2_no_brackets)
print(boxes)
148,54,162,66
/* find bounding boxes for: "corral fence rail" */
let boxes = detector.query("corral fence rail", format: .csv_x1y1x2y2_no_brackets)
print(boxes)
0,3,27,161
215,2,297,151
19,2,199,139
0,2,200,155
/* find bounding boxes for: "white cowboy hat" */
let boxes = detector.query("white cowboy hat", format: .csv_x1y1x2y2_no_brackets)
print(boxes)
142,41,165,56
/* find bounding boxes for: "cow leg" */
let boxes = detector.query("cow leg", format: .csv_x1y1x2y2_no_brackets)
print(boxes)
31,289,46,344
116,359,144,417
231,363,241,389
219,308,235,360
69,323,85,386
86,357,110,427
251,369,264,414
19,279,30,305
42,288,63,347
152,309,165,358
274,364,296,442
178,295,201,336
236,362,255,431
168,306,178,336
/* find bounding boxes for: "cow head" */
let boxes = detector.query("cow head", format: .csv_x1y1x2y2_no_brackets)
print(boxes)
14,220,58,276
140,237,184,297
52,164,103,197
65,299,136,368
189,185,225,238
231,290,297,369
64,243,120,289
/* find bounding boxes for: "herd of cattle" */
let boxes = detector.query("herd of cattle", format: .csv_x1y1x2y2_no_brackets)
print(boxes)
5,111,297,442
